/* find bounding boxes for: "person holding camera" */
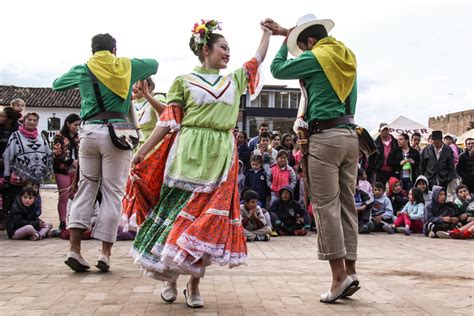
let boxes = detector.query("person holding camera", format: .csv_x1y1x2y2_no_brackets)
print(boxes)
251,131,277,170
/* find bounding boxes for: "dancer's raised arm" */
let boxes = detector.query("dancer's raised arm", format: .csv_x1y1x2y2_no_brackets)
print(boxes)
254,23,273,63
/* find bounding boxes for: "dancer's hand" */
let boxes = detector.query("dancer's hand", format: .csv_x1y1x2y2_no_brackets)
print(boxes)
131,153,145,169
260,23,273,36
139,80,152,99
262,18,288,36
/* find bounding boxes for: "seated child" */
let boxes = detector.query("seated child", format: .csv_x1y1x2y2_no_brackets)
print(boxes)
58,190,101,240
454,184,474,225
392,188,424,235
357,168,373,197
444,185,474,239
371,182,395,233
268,186,309,236
6,188,52,240
354,184,374,234
240,190,272,241
387,177,408,216
424,185,461,238
245,155,270,208
414,175,432,204
448,221,474,239
267,150,296,205
23,180,42,217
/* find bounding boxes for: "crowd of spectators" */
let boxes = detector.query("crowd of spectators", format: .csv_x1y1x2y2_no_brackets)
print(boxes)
1,103,473,243
238,122,474,241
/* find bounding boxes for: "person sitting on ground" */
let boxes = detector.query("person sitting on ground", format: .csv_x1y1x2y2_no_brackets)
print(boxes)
252,131,277,170
245,155,270,209
354,183,374,234
387,177,408,216
267,150,297,204
447,221,474,239
6,187,52,240
442,184,474,239
414,175,432,204
424,185,461,238
390,188,424,235
371,182,395,233
454,184,474,223
59,190,100,240
268,186,309,236
357,168,373,197
240,190,272,241
23,180,42,217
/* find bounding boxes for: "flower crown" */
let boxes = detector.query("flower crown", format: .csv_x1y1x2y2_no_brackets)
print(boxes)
191,19,222,51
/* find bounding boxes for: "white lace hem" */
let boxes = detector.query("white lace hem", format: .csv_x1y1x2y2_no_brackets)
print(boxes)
157,119,180,131
130,233,247,281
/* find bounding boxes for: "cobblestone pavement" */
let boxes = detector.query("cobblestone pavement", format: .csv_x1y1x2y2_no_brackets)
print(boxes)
0,189,472,315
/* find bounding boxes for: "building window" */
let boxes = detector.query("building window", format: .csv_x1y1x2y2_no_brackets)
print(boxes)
275,91,289,109
246,116,296,138
249,92,270,108
260,92,269,108
289,92,299,108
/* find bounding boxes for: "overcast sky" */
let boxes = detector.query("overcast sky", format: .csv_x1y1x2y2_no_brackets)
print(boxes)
0,0,472,130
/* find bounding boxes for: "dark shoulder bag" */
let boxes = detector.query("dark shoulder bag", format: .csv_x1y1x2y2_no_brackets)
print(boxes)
86,67,139,151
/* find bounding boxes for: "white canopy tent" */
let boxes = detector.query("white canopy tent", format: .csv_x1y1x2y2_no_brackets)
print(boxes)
456,129,474,146
370,115,433,144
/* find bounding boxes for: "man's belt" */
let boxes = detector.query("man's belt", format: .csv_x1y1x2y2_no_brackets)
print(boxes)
308,115,354,135
83,111,129,122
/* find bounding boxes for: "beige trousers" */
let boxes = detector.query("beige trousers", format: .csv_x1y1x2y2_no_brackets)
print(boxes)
308,128,359,261
68,124,131,243
244,226,273,240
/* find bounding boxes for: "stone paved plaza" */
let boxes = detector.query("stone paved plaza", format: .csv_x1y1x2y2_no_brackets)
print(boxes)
0,189,472,315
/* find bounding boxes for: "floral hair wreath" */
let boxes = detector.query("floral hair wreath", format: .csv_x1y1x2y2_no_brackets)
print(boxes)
191,19,222,52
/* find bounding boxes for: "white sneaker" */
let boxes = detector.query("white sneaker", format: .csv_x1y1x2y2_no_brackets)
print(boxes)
184,283,204,308
160,281,177,303
428,231,437,238
65,251,90,272
320,276,357,303
436,231,451,239
96,253,110,272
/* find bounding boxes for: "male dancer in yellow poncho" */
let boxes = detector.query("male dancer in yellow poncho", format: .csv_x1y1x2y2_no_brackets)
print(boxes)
264,14,360,303
53,33,158,272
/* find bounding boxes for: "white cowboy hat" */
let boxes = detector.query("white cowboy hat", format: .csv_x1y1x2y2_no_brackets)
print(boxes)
287,14,335,57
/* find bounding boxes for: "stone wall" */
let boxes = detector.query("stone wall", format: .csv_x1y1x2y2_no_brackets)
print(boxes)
428,109,474,136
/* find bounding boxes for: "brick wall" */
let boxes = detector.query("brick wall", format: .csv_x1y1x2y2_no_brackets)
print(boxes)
428,109,474,136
